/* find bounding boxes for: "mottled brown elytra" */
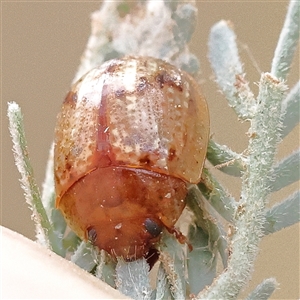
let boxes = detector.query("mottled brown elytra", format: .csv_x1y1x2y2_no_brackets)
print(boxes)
54,56,209,260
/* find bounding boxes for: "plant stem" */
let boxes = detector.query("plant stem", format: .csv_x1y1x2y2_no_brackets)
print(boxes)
197,73,287,299
271,0,300,80
7,102,64,256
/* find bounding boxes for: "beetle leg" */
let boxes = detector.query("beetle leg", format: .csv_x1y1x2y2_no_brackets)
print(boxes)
165,226,193,251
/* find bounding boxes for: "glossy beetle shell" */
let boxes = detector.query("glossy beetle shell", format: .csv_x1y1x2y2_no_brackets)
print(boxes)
54,56,209,260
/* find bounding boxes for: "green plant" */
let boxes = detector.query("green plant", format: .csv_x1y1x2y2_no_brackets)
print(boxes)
7,1,299,299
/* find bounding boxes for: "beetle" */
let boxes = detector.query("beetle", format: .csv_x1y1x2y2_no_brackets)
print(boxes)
54,56,209,260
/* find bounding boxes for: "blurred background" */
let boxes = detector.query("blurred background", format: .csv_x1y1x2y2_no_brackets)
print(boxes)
2,1,299,299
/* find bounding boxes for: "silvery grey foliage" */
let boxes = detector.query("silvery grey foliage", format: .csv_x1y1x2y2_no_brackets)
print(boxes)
7,0,299,299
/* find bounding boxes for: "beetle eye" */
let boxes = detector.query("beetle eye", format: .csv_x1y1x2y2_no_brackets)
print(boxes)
87,227,97,243
144,218,162,237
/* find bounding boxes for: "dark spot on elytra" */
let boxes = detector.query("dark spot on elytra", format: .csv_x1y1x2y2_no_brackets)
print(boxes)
168,148,177,161
137,77,148,92
155,71,166,88
65,162,72,171
139,155,151,165
106,62,119,73
115,88,126,97
73,93,78,102
155,71,183,92
188,98,196,113
63,91,77,105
